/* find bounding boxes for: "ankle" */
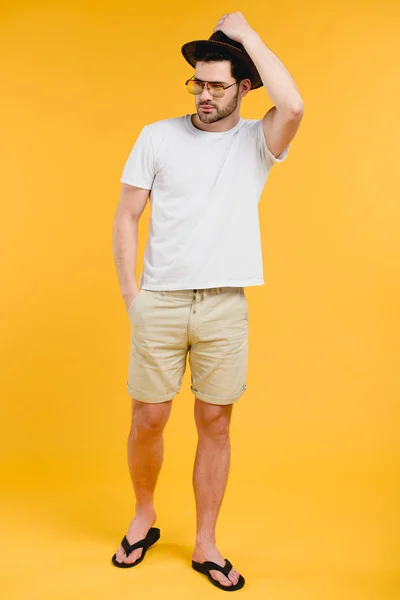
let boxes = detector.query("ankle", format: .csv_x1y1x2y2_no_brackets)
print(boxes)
135,503,156,519
195,534,216,547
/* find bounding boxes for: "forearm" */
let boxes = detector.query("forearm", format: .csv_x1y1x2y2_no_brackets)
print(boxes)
112,214,139,301
242,31,304,115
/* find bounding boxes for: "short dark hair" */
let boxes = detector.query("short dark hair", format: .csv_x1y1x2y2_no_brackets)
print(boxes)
192,48,252,85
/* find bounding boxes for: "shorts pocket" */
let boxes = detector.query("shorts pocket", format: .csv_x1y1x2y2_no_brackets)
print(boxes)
127,289,143,314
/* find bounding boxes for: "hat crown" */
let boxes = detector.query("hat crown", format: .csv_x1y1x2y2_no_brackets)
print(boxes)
208,30,245,53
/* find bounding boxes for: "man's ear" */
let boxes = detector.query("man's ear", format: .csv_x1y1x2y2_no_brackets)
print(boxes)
240,79,252,97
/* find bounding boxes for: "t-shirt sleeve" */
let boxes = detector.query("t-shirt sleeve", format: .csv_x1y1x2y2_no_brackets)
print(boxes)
253,119,290,170
120,125,156,189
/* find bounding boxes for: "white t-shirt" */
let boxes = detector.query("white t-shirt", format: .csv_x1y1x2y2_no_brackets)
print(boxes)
120,114,289,290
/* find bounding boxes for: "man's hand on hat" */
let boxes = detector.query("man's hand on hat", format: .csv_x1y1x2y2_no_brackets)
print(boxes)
213,11,255,45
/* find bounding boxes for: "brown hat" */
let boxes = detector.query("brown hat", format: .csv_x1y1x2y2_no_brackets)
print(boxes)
181,30,263,90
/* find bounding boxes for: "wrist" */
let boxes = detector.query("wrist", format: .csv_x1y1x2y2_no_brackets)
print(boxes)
122,287,138,298
241,30,261,49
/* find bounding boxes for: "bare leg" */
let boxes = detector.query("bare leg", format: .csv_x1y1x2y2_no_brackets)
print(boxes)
114,398,172,564
191,398,241,587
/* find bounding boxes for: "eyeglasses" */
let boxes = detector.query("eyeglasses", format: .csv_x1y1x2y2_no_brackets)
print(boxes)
185,77,238,98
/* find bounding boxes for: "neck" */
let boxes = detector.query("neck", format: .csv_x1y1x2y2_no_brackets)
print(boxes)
191,112,241,133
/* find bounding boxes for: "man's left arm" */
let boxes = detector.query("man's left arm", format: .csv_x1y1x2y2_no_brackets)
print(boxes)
214,12,304,158
243,31,304,158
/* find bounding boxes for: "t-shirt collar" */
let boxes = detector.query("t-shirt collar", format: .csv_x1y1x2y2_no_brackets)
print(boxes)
185,114,244,137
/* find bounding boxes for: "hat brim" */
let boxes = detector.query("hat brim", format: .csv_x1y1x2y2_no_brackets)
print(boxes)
181,39,263,90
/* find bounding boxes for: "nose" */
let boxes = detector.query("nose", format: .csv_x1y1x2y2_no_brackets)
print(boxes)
199,84,213,102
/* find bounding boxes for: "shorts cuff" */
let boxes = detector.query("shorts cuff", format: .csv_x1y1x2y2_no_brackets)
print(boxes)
127,381,178,403
191,385,247,405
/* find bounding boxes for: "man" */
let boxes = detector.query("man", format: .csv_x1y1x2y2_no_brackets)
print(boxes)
111,12,303,591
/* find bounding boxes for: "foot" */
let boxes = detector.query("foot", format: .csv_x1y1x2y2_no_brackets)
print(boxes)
192,542,241,588
114,508,156,565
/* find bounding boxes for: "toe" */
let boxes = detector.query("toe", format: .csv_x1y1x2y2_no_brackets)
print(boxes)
114,544,144,565
210,570,233,587
123,548,143,564
229,568,240,585
115,546,125,563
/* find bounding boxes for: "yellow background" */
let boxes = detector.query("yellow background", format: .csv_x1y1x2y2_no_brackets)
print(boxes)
1,1,399,598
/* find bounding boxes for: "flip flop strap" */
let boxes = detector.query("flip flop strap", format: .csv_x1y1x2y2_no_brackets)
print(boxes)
202,559,233,577
121,535,146,556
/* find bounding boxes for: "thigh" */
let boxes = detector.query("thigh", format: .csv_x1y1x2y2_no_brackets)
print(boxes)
127,290,189,403
189,288,248,405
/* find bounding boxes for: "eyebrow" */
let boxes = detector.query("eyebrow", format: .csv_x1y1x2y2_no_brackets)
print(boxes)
193,77,228,85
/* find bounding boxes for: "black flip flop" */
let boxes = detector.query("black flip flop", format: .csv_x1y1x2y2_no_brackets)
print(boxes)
192,558,245,591
111,527,160,568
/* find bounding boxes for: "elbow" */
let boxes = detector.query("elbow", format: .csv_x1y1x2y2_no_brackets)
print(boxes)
288,99,304,120
114,204,140,225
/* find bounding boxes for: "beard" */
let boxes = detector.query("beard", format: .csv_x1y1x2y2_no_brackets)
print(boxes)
197,88,240,124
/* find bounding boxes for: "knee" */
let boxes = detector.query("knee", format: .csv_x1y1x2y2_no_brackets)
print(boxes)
195,402,232,440
131,400,171,439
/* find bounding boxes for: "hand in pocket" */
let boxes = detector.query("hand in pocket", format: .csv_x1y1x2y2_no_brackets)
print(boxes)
125,289,140,312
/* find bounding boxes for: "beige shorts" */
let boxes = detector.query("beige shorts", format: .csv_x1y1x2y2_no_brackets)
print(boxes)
126,287,248,405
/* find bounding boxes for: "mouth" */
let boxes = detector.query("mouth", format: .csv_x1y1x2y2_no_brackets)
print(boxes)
200,106,215,112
